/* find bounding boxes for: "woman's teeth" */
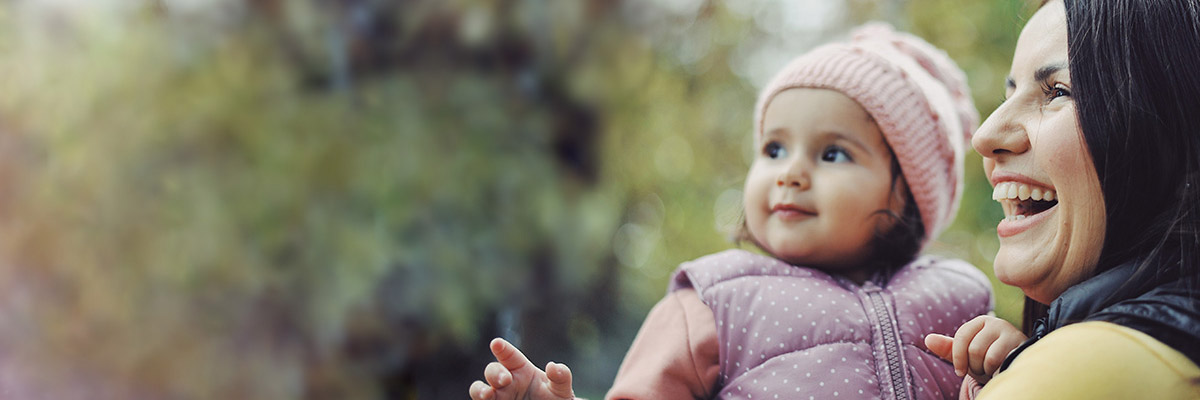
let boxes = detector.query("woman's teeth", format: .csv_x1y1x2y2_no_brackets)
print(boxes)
992,182,1056,201
993,182,1058,222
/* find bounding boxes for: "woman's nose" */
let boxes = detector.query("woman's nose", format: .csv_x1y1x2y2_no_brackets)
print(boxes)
973,100,1031,159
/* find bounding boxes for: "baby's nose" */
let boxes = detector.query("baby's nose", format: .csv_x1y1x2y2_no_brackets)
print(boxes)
776,166,810,189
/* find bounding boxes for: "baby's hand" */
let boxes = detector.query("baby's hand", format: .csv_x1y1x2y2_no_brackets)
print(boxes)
924,315,1027,385
468,338,576,400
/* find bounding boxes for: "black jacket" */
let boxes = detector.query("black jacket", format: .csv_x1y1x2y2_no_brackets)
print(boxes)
1000,258,1200,372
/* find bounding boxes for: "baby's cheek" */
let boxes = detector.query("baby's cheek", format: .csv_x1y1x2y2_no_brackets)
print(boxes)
743,207,769,242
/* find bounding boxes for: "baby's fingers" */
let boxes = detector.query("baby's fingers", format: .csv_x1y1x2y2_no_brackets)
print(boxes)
484,362,513,389
952,317,986,377
545,362,575,399
924,334,953,361
491,338,533,371
980,344,1009,382
470,380,495,400
966,327,1001,377
983,331,1026,377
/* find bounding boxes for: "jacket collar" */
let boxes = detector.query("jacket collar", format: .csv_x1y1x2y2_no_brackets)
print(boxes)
1005,255,1200,369
1045,261,1142,330
1000,259,1154,374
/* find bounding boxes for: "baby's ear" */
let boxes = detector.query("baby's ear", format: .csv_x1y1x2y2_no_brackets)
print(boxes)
890,172,910,207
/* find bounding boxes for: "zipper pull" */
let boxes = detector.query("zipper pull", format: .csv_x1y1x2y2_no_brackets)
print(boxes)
861,280,880,292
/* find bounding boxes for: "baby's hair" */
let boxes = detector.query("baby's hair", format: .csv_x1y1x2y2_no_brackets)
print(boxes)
860,115,925,279
731,155,925,279
867,156,925,279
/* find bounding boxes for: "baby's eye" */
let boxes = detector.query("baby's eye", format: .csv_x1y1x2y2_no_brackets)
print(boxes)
821,145,853,163
763,141,787,159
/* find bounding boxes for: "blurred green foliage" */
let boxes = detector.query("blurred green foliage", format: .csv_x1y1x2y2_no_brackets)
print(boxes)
0,0,1032,398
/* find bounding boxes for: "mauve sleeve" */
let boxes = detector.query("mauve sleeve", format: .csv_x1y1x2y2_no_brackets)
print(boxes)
959,375,983,400
604,288,720,400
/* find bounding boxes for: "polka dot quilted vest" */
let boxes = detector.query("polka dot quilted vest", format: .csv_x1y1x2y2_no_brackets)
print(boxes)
669,249,992,399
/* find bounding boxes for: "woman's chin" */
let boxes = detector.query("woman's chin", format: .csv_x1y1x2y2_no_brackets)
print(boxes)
991,251,1025,285
993,254,1046,299
996,268,1056,304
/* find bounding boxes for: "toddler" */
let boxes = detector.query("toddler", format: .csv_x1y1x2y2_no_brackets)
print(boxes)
470,23,993,400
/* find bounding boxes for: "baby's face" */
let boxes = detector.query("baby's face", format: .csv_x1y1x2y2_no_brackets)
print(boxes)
744,88,903,281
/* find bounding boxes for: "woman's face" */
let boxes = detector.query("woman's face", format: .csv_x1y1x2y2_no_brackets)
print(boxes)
972,0,1106,304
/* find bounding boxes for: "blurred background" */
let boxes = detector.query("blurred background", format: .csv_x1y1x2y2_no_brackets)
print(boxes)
0,0,1033,398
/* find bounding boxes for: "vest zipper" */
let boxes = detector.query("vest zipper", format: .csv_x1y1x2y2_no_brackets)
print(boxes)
864,284,911,400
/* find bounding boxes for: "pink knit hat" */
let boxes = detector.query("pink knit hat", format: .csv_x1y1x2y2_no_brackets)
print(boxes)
754,22,979,246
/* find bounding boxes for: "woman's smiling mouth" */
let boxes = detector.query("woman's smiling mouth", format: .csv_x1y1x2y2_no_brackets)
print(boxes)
993,181,1059,237
993,181,1059,221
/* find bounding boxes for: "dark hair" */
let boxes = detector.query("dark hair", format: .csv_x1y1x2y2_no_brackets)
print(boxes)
1024,0,1200,334
734,156,926,279
865,158,926,278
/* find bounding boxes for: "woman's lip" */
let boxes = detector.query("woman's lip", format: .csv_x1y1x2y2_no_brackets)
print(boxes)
988,171,1053,189
997,203,1057,238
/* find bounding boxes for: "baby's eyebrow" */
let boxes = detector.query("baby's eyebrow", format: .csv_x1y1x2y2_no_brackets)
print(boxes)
764,127,788,140
828,132,874,157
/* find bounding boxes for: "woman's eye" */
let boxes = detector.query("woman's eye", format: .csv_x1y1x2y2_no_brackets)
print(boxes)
764,142,786,159
821,146,852,163
1044,84,1071,102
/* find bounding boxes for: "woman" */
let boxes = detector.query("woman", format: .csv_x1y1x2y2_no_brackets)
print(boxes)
941,0,1200,397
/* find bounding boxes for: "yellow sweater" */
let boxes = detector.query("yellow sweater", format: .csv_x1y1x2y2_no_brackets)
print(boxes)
979,321,1200,399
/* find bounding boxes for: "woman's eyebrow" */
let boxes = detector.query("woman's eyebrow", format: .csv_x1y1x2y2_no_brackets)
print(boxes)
1006,62,1070,89
1034,62,1069,82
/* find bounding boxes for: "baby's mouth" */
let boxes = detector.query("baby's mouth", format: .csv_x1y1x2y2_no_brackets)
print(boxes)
993,182,1058,222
